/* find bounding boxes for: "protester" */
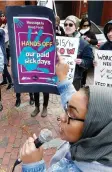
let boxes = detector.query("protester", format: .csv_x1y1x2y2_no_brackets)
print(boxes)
56,16,65,36
79,17,98,46
0,22,13,89
0,27,13,90
1,23,10,65
64,15,93,90
0,13,7,26
93,20,112,66
0,28,4,111
31,93,49,117
79,17,98,86
15,93,34,107
99,20,112,50
0,63,13,89
20,56,112,171
0,13,10,65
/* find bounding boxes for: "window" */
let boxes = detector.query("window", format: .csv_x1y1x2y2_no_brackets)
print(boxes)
90,21,102,34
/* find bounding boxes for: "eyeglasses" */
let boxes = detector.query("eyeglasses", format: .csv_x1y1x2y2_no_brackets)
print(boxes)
57,103,85,124
83,24,89,27
64,23,73,27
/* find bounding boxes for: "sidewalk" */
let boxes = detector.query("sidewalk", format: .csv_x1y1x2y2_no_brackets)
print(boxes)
0,70,94,172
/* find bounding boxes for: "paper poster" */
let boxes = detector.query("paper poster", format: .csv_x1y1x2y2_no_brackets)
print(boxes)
56,36,79,82
14,16,57,86
38,0,53,9
94,50,112,87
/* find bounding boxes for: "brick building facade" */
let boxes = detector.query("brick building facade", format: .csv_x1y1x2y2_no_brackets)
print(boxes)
0,1,112,26
0,0,87,19
72,1,112,26
101,1,112,26
0,1,36,14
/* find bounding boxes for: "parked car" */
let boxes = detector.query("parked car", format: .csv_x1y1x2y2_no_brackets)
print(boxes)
60,19,106,49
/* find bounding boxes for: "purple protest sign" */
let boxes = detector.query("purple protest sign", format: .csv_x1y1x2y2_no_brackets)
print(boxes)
13,17,57,86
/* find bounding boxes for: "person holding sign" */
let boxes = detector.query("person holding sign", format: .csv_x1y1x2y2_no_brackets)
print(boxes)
20,56,112,172
100,20,112,50
15,93,34,107
93,20,112,87
31,92,49,118
93,21,112,66
64,15,93,90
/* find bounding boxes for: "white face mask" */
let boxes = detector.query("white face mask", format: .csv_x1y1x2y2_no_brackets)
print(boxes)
80,27,90,34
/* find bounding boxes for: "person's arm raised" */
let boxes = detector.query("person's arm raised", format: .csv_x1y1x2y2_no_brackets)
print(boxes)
56,56,76,108
56,55,69,82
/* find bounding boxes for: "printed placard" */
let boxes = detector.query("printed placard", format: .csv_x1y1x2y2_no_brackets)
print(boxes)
94,50,112,87
14,16,57,86
56,36,79,82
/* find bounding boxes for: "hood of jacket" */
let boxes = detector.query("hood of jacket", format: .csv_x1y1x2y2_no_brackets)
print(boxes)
104,20,112,42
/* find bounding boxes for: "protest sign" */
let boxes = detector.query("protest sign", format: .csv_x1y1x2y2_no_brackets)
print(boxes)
6,6,58,94
94,50,112,88
14,17,56,85
56,36,79,82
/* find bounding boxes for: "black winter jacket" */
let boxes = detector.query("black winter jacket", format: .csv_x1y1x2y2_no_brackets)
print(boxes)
100,20,112,50
81,30,98,45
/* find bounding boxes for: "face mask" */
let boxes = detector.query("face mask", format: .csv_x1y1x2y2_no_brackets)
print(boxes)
80,27,90,34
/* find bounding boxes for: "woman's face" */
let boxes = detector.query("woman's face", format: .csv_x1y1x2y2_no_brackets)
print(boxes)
82,21,90,30
64,20,76,35
58,90,88,143
1,14,5,20
107,29,112,41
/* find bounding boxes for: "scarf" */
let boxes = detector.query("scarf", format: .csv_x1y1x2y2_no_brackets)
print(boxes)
70,85,112,166
66,31,81,38
80,27,90,35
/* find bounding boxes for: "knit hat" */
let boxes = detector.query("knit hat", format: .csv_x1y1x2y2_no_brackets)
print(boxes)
64,15,80,29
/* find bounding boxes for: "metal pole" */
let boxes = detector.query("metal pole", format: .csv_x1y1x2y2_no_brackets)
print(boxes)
53,0,57,16
79,0,81,18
